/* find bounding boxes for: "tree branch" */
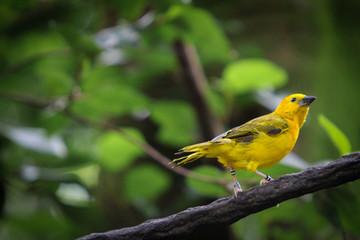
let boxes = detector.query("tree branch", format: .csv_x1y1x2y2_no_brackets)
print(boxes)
77,152,360,240
0,90,228,187
173,40,222,140
62,108,228,186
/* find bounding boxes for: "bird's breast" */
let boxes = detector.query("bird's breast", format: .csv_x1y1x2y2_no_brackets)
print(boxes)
253,128,298,168
220,128,298,170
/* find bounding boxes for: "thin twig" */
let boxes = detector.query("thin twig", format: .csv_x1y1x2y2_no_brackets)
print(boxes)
0,91,55,108
67,58,83,104
62,109,228,186
0,91,228,186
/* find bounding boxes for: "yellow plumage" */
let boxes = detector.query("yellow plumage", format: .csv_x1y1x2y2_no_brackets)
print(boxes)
173,93,316,195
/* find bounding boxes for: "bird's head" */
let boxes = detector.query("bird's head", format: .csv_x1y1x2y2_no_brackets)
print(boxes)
275,94,316,128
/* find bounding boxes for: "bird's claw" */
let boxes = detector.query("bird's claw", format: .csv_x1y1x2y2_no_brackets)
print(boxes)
260,175,273,186
233,181,243,197
259,179,268,185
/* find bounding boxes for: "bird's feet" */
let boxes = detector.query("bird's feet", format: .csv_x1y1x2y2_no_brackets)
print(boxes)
233,181,243,197
259,175,273,185
254,171,273,185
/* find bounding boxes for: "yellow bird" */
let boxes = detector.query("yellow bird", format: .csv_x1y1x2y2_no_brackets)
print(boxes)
173,94,316,196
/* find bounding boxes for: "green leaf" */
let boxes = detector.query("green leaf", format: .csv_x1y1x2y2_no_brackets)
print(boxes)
1,30,71,96
34,57,73,96
165,5,231,64
71,66,149,121
221,59,288,95
114,0,147,20
150,101,197,147
65,128,99,161
67,163,100,188
75,86,148,118
96,128,144,171
39,112,70,135
318,114,351,156
186,166,227,197
7,30,67,64
58,25,100,58
123,164,171,202
125,47,176,87
81,65,122,91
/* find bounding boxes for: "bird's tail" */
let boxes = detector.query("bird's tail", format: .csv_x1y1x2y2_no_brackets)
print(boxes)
172,142,211,166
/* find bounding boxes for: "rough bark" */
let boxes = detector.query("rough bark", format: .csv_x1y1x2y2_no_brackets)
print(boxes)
77,152,360,240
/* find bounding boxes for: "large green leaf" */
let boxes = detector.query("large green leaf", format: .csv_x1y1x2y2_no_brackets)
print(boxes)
96,128,144,171
7,30,68,64
73,86,148,119
1,30,70,96
165,5,231,64
150,101,197,147
221,59,288,95
124,47,176,87
123,164,171,202
318,114,351,156
186,165,227,197
71,66,149,121
34,58,73,96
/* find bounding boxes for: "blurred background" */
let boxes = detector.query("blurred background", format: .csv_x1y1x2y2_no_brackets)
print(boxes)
0,0,360,239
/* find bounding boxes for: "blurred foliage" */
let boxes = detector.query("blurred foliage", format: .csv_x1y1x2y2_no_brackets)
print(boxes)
318,114,351,156
186,165,228,197
165,5,231,64
0,0,359,240
150,100,197,146
123,164,171,203
221,59,288,95
96,129,144,171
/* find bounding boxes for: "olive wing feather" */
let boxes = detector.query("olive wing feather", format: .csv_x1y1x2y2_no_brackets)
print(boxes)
211,115,288,143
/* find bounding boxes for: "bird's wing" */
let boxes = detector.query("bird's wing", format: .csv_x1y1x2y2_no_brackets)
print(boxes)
211,114,289,143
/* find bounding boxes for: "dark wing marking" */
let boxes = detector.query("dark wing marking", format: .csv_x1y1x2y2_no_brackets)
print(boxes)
234,134,255,143
266,128,282,135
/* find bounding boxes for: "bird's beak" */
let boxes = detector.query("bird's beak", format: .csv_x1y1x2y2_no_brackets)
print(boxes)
299,96,316,106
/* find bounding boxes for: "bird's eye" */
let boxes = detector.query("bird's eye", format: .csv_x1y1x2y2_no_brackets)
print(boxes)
291,97,297,102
